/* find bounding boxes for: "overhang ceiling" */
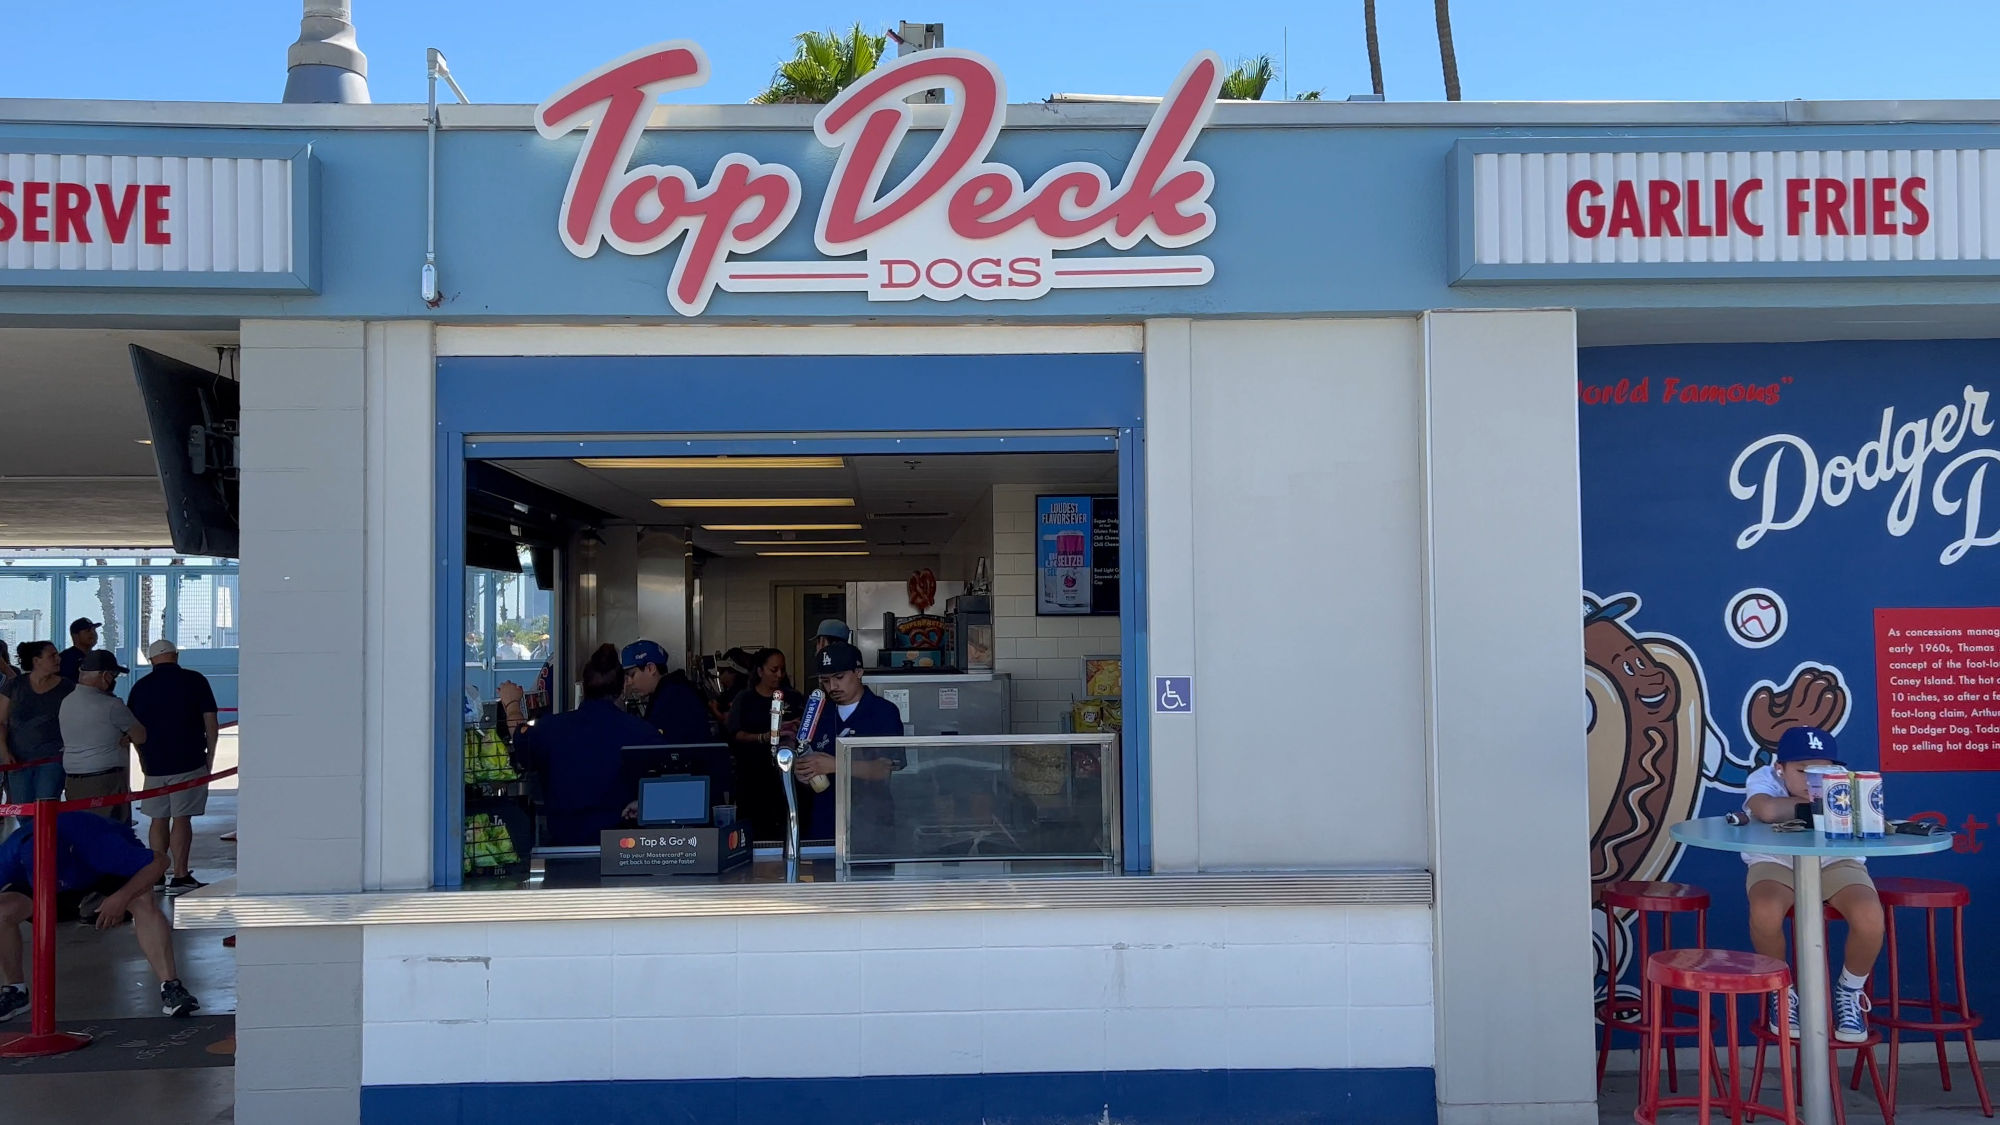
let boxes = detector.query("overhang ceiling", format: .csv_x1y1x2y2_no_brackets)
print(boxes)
495,452,1120,558
0,328,236,548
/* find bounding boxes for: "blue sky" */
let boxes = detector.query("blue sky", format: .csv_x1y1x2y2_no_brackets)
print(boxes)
7,1,2000,106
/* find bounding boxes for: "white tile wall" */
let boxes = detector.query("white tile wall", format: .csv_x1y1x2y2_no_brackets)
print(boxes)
361,905,1432,1084
990,485,1123,734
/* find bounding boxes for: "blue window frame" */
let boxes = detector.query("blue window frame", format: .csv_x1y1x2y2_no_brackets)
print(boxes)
433,353,1150,885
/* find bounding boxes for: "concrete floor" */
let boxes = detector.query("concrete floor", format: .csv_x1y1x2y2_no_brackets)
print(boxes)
3,765,238,1124
1599,1051,1999,1122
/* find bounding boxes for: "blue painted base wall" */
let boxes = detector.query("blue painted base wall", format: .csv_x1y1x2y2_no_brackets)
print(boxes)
361,1068,1438,1125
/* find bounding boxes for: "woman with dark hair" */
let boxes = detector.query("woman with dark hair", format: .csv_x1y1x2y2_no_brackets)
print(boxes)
517,644,659,846
0,641,74,804
724,648,800,843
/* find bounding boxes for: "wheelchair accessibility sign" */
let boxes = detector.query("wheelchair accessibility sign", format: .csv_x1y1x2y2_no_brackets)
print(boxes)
1154,677,1193,714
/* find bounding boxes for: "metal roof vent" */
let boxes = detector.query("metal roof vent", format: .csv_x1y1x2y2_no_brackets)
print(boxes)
283,0,370,104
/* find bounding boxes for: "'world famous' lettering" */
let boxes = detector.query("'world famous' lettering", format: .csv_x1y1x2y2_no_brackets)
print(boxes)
1729,384,1998,564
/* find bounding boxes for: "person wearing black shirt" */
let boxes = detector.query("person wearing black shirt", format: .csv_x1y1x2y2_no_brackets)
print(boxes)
620,640,712,744
792,642,905,844
124,640,219,893
724,648,800,843
57,617,100,682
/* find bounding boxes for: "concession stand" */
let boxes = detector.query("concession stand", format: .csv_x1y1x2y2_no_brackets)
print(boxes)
8,17,2000,1125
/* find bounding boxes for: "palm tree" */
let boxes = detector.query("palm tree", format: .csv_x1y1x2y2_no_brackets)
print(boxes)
1435,0,1461,101
753,24,887,105
1219,55,1276,100
1364,0,1384,97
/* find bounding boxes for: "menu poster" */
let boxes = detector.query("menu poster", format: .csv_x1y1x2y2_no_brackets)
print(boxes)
1876,607,2000,772
1035,495,1119,616
1089,495,1121,615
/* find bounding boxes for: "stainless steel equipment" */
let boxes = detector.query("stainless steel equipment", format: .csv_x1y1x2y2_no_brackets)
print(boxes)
867,672,1011,736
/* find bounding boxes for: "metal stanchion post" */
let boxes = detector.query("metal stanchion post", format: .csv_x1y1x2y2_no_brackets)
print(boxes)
0,798,92,1057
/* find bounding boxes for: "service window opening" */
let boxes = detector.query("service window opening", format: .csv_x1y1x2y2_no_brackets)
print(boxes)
454,449,1127,883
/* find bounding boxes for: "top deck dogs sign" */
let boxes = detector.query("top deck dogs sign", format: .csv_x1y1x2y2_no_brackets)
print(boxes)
537,42,1223,315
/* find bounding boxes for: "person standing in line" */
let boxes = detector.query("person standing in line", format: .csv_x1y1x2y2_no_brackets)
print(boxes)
125,640,219,894
0,643,18,690
0,642,74,806
59,652,146,824
57,618,100,682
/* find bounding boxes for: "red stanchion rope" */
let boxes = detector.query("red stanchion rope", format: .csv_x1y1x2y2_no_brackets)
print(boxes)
0,767,236,820
0,766,237,1058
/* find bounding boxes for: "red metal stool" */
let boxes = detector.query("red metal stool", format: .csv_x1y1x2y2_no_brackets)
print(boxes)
1637,949,1798,1125
1870,876,1991,1117
1749,901,1895,1125
1598,881,1711,1091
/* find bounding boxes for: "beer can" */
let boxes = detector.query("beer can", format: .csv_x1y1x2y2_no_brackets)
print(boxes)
1822,771,1856,839
1854,772,1885,838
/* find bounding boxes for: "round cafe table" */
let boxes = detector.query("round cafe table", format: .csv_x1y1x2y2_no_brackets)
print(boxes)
1670,816,1954,1125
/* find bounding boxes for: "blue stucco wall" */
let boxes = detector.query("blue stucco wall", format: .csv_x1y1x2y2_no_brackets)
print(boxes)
10,113,2000,322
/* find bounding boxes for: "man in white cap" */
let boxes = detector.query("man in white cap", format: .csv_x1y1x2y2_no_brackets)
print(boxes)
124,639,219,894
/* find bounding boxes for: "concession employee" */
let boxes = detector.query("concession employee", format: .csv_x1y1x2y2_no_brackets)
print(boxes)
519,644,658,845
792,642,905,842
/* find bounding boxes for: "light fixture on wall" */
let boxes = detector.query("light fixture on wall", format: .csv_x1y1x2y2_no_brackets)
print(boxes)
734,539,867,546
655,497,854,509
700,523,864,532
577,456,847,470
757,550,870,558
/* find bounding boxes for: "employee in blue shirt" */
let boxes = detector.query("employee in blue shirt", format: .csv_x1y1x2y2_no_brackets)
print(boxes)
621,640,713,744
520,644,660,846
0,811,200,1020
792,642,906,843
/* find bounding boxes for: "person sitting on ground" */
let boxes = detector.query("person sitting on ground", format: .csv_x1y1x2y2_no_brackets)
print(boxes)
59,651,146,824
622,640,713,744
0,642,74,807
1742,725,1886,1044
57,618,100,682
125,639,220,894
0,811,200,1020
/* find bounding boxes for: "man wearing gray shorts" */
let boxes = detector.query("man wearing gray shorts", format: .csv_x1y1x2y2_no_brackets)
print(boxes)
126,641,219,895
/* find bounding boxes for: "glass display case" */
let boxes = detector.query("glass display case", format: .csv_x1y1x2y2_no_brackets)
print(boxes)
833,734,1121,870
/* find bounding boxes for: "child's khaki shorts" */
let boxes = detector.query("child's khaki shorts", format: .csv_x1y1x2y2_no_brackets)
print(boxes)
1746,859,1874,900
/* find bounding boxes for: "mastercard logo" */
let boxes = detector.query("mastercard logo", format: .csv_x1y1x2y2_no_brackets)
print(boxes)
619,837,636,849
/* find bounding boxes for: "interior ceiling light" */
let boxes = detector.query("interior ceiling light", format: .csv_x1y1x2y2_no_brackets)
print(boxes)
700,523,864,532
576,456,846,470
654,498,854,509
734,539,867,546
134,439,153,445
757,550,871,557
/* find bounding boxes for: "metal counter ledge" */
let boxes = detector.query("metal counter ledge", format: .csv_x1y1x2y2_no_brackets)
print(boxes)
169,859,1434,930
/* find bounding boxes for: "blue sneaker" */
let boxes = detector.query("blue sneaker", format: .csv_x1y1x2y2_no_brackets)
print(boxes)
1835,984,1872,1043
1770,987,1800,1038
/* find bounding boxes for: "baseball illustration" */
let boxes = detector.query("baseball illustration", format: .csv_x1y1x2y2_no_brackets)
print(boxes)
1727,588,1787,648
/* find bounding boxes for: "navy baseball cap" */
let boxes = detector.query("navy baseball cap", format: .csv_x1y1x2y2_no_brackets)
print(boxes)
69,617,100,635
815,641,864,675
79,650,128,675
620,640,668,670
1775,726,1843,765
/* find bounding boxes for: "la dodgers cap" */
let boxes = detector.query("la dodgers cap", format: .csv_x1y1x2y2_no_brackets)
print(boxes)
1775,726,1843,765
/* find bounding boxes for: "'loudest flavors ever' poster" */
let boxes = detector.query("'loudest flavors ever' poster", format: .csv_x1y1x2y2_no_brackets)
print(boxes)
1578,339,2000,1040
1035,496,1118,616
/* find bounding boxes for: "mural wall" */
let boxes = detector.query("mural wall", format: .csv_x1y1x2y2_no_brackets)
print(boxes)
1581,339,2000,1033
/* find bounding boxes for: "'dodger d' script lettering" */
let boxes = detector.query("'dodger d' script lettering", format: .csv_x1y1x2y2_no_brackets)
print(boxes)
1730,384,2000,564
536,40,1224,315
